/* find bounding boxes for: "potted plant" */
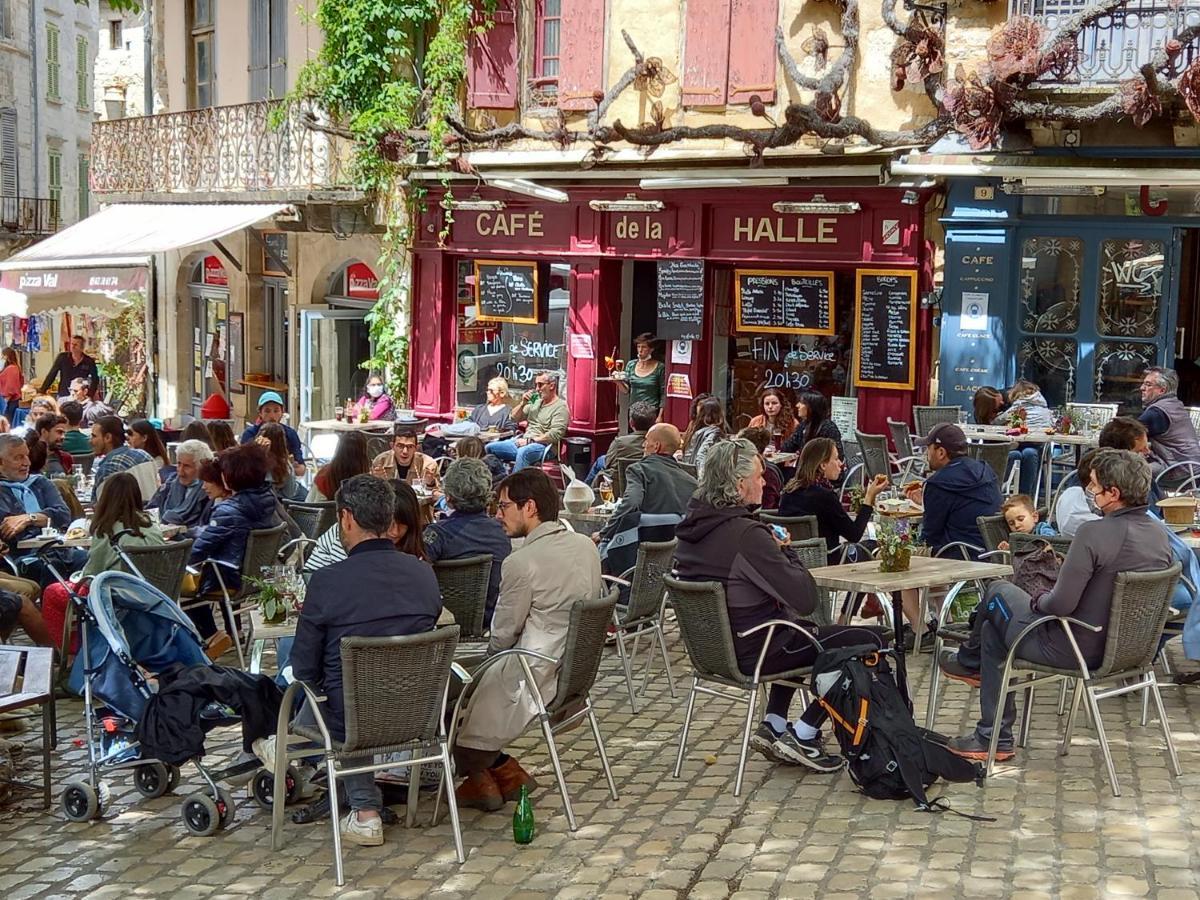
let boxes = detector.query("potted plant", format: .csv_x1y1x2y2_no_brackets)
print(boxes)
1057,409,1079,435
878,518,920,573
248,575,288,625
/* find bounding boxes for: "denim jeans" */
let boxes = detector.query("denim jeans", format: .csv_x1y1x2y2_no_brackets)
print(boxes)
294,699,380,812
584,454,607,485
1006,445,1042,496
487,438,550,471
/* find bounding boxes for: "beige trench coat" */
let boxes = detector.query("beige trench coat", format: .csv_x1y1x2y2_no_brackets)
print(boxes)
455,520,603,753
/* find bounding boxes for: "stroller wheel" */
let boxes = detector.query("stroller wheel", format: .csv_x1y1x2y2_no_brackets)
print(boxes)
166,765,181,793
61,779,101,822
181,792,220,836
250,765,299,811
217,787,236,828
133,762,171,799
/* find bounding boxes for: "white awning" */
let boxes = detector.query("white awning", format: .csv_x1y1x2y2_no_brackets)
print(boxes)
0,202,291,274
0,287,134,319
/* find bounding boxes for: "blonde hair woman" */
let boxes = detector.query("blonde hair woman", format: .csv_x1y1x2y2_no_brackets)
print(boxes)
468,377,515,433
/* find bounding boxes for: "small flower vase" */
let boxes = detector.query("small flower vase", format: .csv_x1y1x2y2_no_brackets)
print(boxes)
879,545,912,573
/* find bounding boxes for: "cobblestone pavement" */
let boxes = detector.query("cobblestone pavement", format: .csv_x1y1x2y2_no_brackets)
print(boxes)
3,629,1200,899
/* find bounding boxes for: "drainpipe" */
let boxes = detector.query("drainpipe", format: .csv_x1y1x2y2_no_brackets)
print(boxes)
143,3,152,116
29,0,39,199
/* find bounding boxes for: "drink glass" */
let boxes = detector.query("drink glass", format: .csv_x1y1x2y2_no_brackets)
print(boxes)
334,406,344,422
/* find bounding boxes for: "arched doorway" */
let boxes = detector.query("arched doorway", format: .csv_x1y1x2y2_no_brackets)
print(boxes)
299,260,378,421
188,255,231,412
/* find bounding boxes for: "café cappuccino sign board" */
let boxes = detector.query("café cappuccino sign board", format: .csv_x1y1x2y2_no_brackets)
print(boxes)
474,260,540,324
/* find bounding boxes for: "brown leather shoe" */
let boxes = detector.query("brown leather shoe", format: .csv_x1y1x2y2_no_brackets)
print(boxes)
455,770,503,812
204,631,233,660
488,756,539,802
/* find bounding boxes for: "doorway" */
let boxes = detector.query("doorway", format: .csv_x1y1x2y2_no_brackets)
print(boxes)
299,308,371,422
1175,229,1200,405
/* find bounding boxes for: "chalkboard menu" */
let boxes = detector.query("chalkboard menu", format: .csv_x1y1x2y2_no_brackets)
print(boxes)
734,269,835,336
854,269,917,390
656,258,704,341
475,260,540,324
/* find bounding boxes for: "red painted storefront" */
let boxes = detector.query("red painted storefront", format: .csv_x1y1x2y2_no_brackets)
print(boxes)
409,185,934,452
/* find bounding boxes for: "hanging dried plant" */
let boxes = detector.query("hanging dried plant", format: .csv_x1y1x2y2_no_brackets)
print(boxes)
987,16,1044,82
944,67,1012,150
1179,59,1200,119
889,28,944,92
801,26,830,71
1039,36,1080,81
1120,77,1162,127
633,57,677,98
814,90,842,123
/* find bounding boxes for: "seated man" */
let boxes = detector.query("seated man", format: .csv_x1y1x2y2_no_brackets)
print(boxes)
487,371,568,472
940,449,1172,761
595,423,697,579
33,414,73,477
1138,366,1200,478
1099,416,1164,513
148,439,215,529
69,378,112,427
586,401,656,486
91,416,153,492
0,433,81,586
57,400,93,456
904,423,1001,556
423,458,511,626
454,468,602,810
240,391,305,476
280,475,442,846
370,427,436,484
0,581,52,648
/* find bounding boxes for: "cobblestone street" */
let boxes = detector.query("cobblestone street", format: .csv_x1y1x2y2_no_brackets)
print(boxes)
3,632,1200,899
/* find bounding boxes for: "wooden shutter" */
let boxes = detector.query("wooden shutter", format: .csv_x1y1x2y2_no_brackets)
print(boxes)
681,0,731,106
46,25,60,101
727,0,776,103
248,0,269,100
0,109,16,198
78,153,89,218
558,0,606,111
467,0,518,109
269,0,288,98
77,36,88,108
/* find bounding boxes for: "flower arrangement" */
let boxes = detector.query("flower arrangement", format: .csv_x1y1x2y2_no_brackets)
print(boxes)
247,575,288,624
877,518,921,573
1056,410,1079,435
847,483,866,515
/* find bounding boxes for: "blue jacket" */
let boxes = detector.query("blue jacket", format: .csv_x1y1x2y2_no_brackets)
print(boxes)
0,475,71,540
240,421,304,465
423,510,511,624
189,485,279,593
291,539,442,740
919,456,1001,556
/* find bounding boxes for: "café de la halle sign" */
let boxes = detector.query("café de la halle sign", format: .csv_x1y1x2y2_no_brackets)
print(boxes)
414,188,919,263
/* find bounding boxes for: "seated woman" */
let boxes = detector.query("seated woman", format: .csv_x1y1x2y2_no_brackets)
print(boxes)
1053,450,1097,537
778,438,889,560
128,419,175,481
973,386,1008,425
208,421,238,452
304,478,427,573
197,457,231,512
424,458,511,626
181,420,213,447
350,374,394,422
1005,380,1055,495
674,438,885,771
747,387,797,447
306,431,371,503
258,422,306,502
187,444,279,656
680,396,727,477
782,391,844,464
455,435,505,485
41,472,166,650
738,426,784,510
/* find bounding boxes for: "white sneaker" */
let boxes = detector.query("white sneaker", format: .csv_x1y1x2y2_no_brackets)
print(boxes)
252,736,277,772
341,811,384,846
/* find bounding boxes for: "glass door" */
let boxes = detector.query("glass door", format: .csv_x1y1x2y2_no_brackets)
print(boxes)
299,309,371,422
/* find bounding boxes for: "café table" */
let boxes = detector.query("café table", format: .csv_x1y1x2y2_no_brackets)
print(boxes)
807,555,1013,700
561,505,614,537
300,419,395,440
764,451,798,468
959,424,1098,506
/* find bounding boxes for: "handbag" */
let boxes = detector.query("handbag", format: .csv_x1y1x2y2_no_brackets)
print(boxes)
1010,539,1063,598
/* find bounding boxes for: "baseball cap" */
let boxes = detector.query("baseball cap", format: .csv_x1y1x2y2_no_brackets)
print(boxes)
913,422,967,455
257,390,285,408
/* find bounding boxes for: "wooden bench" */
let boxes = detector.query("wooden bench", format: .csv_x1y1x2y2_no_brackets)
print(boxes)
0,645,56,808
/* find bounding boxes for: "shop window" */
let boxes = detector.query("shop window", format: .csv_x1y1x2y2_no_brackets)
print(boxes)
1019,236,1082,334
1097,238,1163,339
455,258,570,410
1094,339,1157,410
189,259,230,404
1018,337,1077,409
262,279,289,382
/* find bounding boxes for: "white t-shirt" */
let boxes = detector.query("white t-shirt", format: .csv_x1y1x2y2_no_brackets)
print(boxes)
1054,485,1099,537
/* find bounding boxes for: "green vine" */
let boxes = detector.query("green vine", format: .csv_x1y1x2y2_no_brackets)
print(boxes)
286,0,496,405
97,293,147,416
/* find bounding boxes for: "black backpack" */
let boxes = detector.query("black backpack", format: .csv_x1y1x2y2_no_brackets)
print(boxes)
812,644,984,809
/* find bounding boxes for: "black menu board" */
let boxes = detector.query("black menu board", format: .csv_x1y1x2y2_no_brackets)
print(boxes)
854,269,917,390
656,258,704,341
475,260,539,324
734,269,835,336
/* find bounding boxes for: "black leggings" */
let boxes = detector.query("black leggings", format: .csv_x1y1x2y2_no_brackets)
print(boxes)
186,601,235,641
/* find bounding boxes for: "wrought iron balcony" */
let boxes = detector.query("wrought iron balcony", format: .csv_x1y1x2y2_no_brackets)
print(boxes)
0,196,58,235
89,99,358,199
1011,0,1200,84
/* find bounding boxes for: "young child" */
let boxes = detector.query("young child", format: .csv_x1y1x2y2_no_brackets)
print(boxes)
998,493,1056,550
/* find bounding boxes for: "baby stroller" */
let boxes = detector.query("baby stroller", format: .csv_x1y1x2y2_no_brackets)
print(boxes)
49,541,272,835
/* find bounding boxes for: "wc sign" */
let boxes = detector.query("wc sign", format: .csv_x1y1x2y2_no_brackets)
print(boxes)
881,219,901,246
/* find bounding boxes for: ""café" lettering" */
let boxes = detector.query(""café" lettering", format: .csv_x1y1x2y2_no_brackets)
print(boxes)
732,216,837,244
475,211,545,238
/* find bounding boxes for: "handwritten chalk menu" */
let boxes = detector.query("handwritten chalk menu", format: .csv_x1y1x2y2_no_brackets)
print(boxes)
734,269,835,336
854,269,918,390
474,260,539,324
656,258,704,341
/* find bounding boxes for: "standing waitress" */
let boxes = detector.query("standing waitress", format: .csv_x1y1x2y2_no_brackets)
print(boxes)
0,348,22,421
615,333,666,416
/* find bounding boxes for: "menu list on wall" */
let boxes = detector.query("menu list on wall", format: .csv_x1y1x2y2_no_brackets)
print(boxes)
656,258,705,341
854,269,917,390
475,260,540,324
734,269,835,336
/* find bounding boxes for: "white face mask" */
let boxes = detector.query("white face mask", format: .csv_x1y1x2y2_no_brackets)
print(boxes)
367,384,384,398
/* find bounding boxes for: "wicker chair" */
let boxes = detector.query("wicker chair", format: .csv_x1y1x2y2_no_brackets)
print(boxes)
282,500,337,540
968,440,1016,486
759,513,819,543
602,539,677,711
71,451,95,476
1009,532,1073,557
791,537,835,627
448,588,621,831
269,626,466,884
664,575,823,796
433,554,493,641
1065,402,1118,430
854,431,893,483
983,563,1182,796
913,405,961,438
886,419,923,482
182,523,288,668
976,514,1009,554
117,539,194,601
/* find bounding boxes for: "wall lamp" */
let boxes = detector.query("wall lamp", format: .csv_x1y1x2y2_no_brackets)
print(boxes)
588,194,665,212
487,178,570,203
772,195,861,214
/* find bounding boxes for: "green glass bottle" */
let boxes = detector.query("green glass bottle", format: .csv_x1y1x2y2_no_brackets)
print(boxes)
512,784,535,844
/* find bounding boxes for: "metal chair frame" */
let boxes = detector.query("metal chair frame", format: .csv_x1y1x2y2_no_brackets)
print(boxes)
1155,460,1200,494
913,405,962,438
758,513,820,543
601,539,677,711
886,419,924,483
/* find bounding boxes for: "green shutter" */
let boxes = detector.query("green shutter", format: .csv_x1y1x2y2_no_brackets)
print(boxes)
46,25,60,101
77,36,88,109
78,153,89,218
48,150,61,225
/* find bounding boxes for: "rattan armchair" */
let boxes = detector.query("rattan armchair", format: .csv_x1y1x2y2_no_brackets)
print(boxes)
913,405,961,437
281,500,337,540
758,513,819,543
968,440,1016,486
601,539,677,711
433,554,493,640
116,539,194,601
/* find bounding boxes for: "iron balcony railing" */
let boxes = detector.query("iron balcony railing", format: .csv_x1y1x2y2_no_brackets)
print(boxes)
0,196,59,235
89,99,357,196
1011,0,1200,84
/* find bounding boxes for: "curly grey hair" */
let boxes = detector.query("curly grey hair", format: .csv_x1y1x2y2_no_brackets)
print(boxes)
695,438,758,509
1089,448,1151,507
175,439,214,464
442,457,494,513
1145,366,1179,394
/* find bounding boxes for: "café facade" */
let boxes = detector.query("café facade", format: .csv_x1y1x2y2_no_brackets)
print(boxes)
408,181,935,452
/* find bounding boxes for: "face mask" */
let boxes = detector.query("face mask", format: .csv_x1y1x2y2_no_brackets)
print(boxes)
1085,489,1105,517
367,384,384,398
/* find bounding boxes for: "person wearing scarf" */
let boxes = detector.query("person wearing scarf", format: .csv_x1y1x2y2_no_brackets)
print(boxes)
147,439,215,531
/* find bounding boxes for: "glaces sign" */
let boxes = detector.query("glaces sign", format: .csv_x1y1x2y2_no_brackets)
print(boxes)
202,255,228,287
346,262,379,300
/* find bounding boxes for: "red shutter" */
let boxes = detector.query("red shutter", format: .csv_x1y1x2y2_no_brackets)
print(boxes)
682,0,731,106
727,0,778,104
467,0,518,109
558,0,607,111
